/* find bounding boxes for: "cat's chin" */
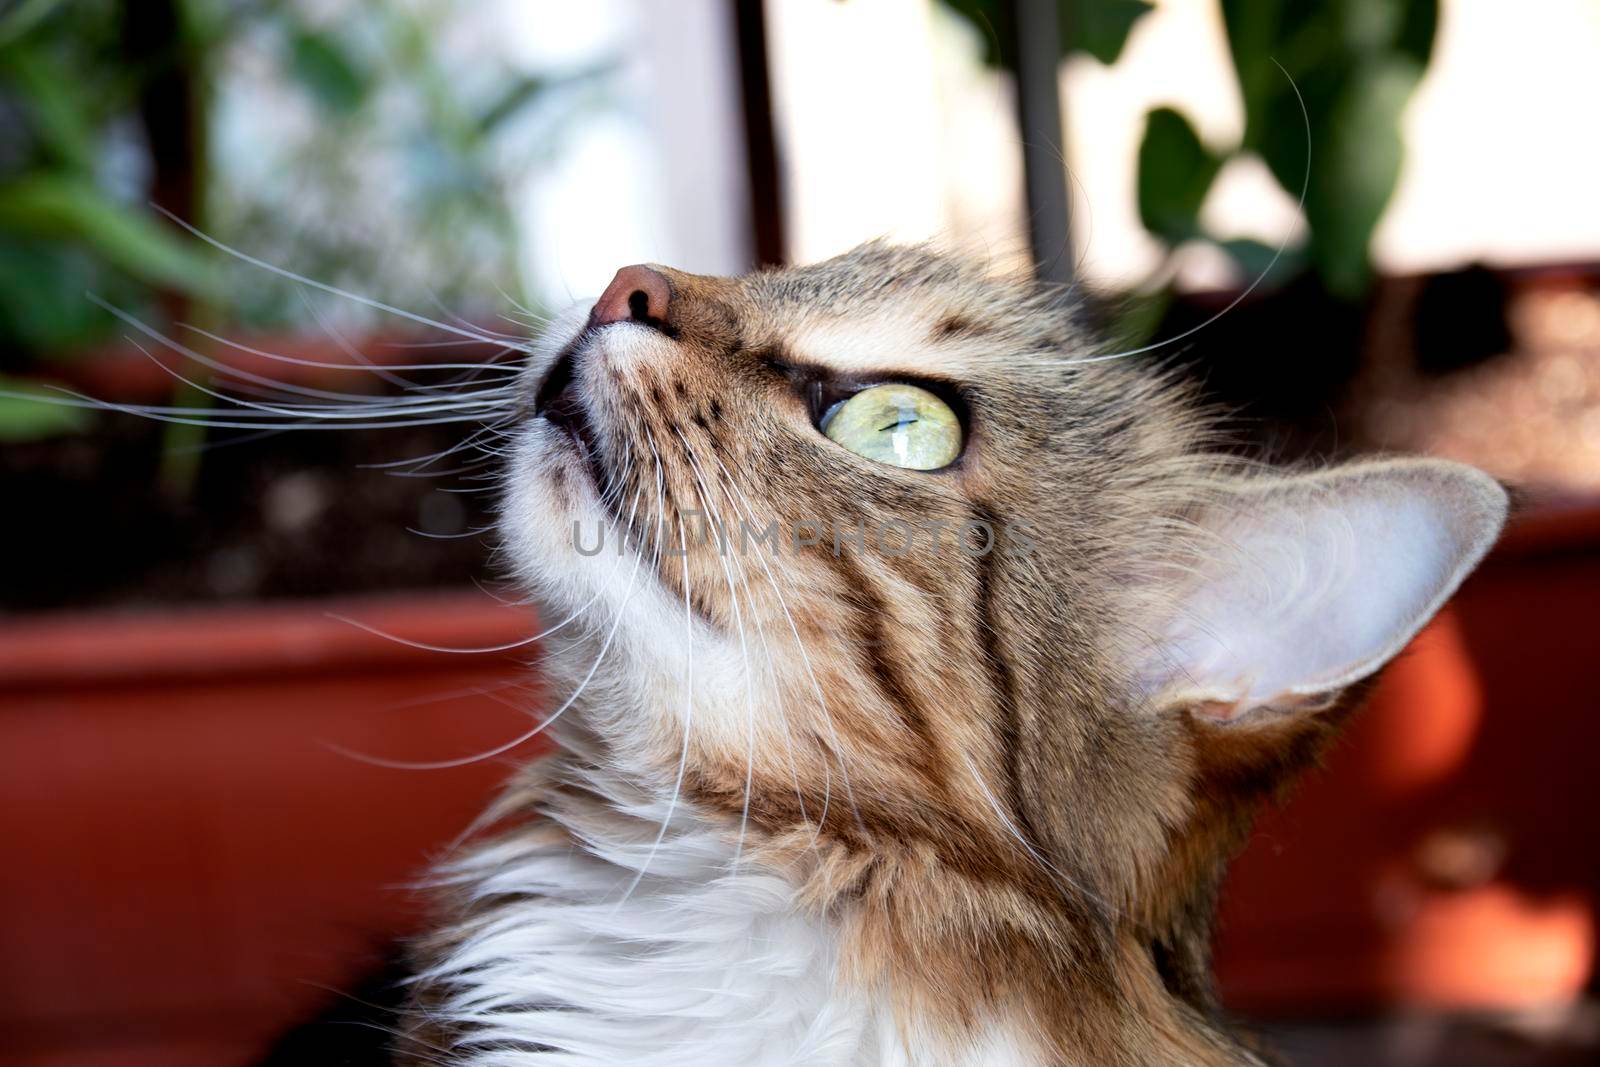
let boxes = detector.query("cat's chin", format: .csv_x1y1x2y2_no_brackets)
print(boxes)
498,419,674,637
503,422,609,547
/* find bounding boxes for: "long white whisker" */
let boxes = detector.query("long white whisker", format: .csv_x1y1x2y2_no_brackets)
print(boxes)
405,522,496,540
177,322,521,375
0,384,509,432
387,460,494,481
329,472,643,654
707,449,866,842
372,336,518,350
611,435,688,909
373,675,542,716
957,750,1122,921
329,479,650,770
670,428,761,870
152,205,530,349
697,457,814,838
194,375,403,408
116,336,515,422
493,280,553,326
122,340,514,424
423,290,529,342
295,287,418,390
361,423,516,473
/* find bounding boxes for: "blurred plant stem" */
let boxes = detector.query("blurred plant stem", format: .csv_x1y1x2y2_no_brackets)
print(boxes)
144,0,213,496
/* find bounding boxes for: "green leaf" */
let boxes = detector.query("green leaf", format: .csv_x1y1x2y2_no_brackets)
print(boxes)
1220,0,1320,163
1394,0,1439,66
1306,56,1423,298
1212,235,1302,287
939,0,1003,65
285,27,369,115
1137,107,1225,245
0,235,113,350
0,0,65,48
0,377,90,441
0,174,220,297
0,45,100,172
937,0,1154,68
1063,0,1155,66
1339,0,1438,62
1220,0,1438,298
475,63,613,137
476,73,549,136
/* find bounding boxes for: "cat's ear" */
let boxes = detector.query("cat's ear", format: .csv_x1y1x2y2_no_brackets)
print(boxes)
1141,459,1507,722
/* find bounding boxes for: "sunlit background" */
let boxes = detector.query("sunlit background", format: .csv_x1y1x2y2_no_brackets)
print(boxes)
2,2,1598,1065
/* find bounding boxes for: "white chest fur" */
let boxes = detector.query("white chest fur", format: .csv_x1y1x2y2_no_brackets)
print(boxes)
413,762,1039,1067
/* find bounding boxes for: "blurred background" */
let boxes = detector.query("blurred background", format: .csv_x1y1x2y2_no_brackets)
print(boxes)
1,1,1597,1064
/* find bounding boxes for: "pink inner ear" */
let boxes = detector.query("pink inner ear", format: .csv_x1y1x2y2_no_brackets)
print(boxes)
1189,691,1340,725
1192,699,1244,723
1145,461,1506,717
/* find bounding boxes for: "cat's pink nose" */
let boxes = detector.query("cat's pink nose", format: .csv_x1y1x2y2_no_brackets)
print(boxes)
589,265,672,330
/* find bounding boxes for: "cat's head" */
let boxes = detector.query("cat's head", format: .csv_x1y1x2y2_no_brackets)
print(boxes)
500,241,1504,958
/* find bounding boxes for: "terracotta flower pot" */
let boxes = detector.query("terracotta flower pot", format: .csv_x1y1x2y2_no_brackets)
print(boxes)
0,593,533,1067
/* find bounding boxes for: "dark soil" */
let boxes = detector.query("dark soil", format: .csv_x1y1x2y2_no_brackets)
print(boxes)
2,406,503,615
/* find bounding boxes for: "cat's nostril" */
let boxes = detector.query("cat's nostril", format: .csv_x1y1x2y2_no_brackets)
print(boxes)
590,264,672,332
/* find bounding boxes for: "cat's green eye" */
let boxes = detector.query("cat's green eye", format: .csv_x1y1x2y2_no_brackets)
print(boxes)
820,383,962,470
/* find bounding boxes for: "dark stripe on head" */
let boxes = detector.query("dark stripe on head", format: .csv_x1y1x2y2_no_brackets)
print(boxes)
970,501,1045,852
832,548,945,787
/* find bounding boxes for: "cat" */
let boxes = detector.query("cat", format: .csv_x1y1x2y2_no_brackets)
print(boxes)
387,243,1507,1066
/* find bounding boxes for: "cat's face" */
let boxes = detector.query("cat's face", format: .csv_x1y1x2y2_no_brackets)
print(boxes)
503,245,1173,874
501,242,1505,938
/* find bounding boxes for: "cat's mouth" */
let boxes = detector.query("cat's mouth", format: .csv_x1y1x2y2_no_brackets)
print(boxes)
533,343,610,495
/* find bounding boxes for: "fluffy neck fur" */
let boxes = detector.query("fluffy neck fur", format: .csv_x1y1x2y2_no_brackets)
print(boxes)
400,732,1040,1066
396,697,1272,1067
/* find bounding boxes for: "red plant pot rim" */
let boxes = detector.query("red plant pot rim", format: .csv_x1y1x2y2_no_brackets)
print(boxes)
0,590,538,691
